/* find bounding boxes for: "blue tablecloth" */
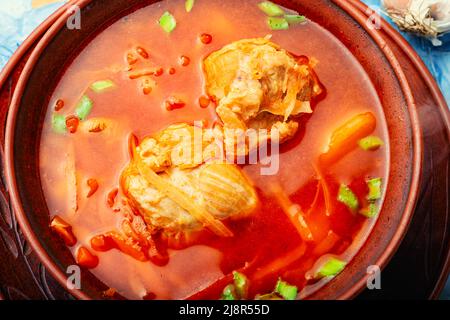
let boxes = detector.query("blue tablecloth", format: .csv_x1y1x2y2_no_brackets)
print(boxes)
358,0,450,300
364,0,450,110
0,1,65,69
0,0,448,299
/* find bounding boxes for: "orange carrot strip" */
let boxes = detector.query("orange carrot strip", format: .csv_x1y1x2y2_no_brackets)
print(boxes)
252,243,307,281
319,112,376,166
50,216,77,246
135,46,149,59
76,246,99,269
86,178,99,198
270,183,314,242
90,231,149,262
312,230,340,256
107,188,119,208
128,68,158,79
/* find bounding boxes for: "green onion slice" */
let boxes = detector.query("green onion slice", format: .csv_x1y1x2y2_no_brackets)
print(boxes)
337,184,359,212
274,278,298,300
367,177,382,201
267,17,289,30
159,11,177,33
75,95,93,121
233,271,249,299
359,202,379,218
358,135,384,151
90,80,115,93
284,14,306,24
221,284,237,300
316,257,347,278
52,113,67,134
258,1,285,16
185,0,195,12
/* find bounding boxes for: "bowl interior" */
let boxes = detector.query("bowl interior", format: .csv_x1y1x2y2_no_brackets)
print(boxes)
8,0,417,299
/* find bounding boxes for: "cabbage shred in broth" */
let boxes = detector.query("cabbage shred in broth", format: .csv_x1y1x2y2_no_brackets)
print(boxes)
40,0,388,299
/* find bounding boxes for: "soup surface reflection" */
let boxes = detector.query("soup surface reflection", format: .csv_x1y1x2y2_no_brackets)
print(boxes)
40,0,389,299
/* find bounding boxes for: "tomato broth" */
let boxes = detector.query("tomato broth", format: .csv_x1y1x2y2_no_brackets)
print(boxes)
40,0,388,299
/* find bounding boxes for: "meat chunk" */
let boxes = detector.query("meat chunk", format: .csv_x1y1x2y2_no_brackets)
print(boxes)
204,37,322,145
133,123,227,172
121,165,203,234
121,125,258,243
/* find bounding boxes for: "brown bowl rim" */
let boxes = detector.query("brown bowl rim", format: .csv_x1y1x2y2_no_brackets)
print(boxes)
4,0,424,300
329,0,423,300
348,0,450,299
4,0,92,300
347,0,450,138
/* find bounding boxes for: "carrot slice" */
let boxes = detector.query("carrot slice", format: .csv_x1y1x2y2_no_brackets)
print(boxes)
76,246,99,269
90,234,111,251
312,230,340,256
50,216,77,246
90,231,149,262
107,188,119,208
319,112,376,166
252,243,307,281
107,232,149,262
128,67,158,79
269,183,314,242
86,178,99,198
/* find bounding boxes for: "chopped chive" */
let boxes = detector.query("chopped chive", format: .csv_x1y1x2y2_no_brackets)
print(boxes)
359,202,379,218
337,184,359,212
159,11,177,33
358,135,384,151
221,284,237,300
233,271,249,299
185,0,195,12
274,278,298,300
267,17,289,30
90,80,115,93
75,95,93,121
316,257,347,278
284,14,306,24
367,177,382,201
258,1,285,16
52,113,67,134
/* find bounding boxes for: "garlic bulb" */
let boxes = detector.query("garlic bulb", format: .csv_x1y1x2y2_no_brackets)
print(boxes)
383,0,450,45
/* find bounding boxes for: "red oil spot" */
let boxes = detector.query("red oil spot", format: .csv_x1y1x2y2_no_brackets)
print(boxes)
200,33,213,44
